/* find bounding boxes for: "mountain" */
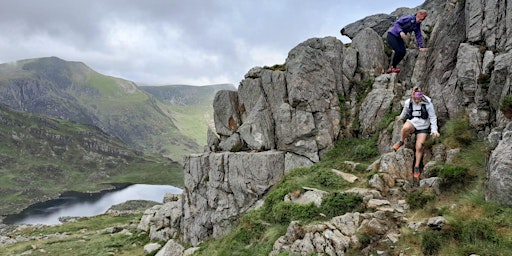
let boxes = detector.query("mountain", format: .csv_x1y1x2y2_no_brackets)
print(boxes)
0,103,183,217
3,0,512,255
0,57,205,162
139,84,236,148
130,0,512,254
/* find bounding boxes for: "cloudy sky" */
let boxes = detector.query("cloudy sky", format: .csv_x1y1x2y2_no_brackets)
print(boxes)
0,0,424,86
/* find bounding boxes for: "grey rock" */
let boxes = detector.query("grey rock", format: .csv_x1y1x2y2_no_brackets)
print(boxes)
340,14,397,39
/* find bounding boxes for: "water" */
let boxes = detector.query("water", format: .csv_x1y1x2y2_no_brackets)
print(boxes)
3,184,183,225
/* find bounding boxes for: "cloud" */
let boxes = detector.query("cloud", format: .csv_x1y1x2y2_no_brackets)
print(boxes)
0,0,424,86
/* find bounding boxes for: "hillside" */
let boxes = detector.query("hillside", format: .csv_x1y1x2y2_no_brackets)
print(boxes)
4,0,512,255
0,57,205,162
140,84,236,149
0,104,183,217
121,0,512,254
2,132,511,255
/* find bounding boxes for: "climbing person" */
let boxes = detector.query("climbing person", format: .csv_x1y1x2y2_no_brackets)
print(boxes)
393,86,440,179
386,9,429,73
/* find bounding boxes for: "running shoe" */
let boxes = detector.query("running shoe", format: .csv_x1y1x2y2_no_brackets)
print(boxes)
393,141,404,151
413,167,420,178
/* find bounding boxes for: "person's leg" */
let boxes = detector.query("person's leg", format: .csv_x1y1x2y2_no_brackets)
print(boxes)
414,133,428,168
401,121,415,142
386,33,406,68
394,121,415,150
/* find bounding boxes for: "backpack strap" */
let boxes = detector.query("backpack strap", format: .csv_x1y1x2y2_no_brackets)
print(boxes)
407,100,429,119
407,100,413,120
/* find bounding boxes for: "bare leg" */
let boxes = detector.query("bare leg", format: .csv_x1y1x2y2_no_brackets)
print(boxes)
415,133,428,168
400,121,416,142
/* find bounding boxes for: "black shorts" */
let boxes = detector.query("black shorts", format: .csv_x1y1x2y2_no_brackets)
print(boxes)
414,128,431,134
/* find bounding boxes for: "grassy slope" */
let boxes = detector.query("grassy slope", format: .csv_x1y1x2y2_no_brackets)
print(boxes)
0,57,201,163
2,118,512,255
1,214,150,256
0,105,183,216
190,118,512,255
140,84,236,153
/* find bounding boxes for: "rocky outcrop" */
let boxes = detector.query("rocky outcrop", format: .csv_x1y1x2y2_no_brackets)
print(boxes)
142,0,512,253
485,122,512,206
270,149,414,255
181,151,287,246
341,14,397,39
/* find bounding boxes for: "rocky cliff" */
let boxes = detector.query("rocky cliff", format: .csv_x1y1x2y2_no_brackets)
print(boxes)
138,0,512,254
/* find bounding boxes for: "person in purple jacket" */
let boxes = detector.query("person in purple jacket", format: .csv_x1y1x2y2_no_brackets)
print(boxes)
386,10,428,73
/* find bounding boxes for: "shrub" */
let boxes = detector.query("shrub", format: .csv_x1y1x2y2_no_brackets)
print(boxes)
238,211,266,242
422,229,442,255
320,192,364,218
442,117,476,148
378,110,400,131
330,138,379,162
499,95,512,119
263,64,286,71
460,219,497,244
270,202,319,224
311,168,345,189
444,217,504,255
406,190,435,210
339,93,346,117
437,164,471,190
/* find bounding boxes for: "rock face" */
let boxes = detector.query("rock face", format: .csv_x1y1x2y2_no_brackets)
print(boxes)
182,152,287,246
485,122,512,206
142,0,512,253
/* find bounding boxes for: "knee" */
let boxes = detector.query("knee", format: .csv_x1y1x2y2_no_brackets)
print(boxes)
416,142,424,151
401,123,413,133
395,48,406,57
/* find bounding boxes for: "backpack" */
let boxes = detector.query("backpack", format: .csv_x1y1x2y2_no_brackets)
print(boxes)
407,100,429,120
400,14,418,33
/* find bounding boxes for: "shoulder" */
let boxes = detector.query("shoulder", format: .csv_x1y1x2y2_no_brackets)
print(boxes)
398,14,412,22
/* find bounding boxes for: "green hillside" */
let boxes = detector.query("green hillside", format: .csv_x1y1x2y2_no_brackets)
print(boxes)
0,104,183,216
0,57,202,163
140,84,236,148
3,118,511,256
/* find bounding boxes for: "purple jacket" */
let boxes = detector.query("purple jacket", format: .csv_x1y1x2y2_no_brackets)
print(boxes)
388,14,425,48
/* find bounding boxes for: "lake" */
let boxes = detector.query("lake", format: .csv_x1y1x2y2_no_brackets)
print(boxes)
3,184,183,225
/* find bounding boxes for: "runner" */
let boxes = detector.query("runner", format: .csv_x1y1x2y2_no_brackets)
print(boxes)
386,10,429,73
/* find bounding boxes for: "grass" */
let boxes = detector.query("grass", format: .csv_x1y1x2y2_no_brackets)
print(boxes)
192,116,512,255
0,105,184,216
3,116,512,256
1,213,152,256
192,138,375,255
396,117,512,255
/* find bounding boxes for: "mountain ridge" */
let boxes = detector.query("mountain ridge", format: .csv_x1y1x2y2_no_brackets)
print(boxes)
0,56,231,162
0,103,184,217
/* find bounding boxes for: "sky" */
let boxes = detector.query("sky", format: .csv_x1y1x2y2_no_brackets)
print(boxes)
0,0,424,86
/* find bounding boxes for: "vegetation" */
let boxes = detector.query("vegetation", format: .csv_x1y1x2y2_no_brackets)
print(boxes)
2,108,512,256
441,115,477,148
0,57,209,164
191,116,512,255
1,213,152,256
499,95,512,119
263,64,286,71
0,105,183,216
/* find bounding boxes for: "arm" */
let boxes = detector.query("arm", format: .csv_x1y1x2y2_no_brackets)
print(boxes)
427,102,440,136
414,25,425,48
397,99,410,121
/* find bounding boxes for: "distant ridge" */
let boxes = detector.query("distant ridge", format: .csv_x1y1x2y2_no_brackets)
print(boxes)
0,56,228,162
